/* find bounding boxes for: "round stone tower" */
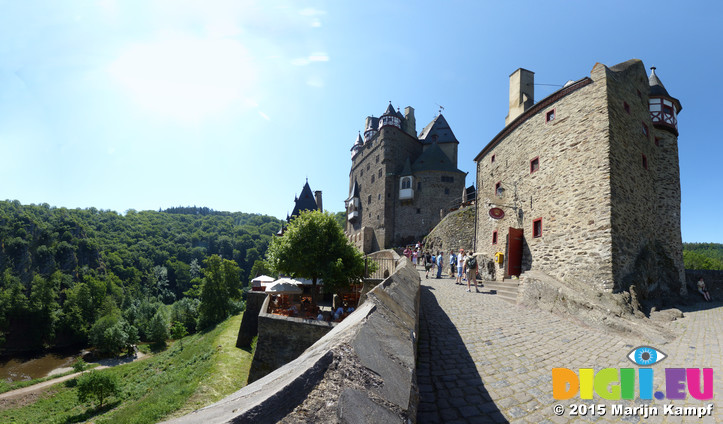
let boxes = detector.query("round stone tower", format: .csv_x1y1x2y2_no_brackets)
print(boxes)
648,67,686,294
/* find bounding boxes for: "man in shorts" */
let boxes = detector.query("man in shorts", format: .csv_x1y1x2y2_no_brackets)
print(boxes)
456,249,465,284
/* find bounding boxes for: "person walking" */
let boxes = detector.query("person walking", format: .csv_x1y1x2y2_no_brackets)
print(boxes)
449,250,457,279
456,249,465,284
424,251,434,279
436,251,443,279
466,252,479,293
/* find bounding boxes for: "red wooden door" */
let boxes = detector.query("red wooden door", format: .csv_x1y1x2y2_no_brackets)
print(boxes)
506,227,523,277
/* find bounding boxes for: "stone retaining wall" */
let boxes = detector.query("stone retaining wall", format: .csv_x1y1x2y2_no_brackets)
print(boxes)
247,296,336,383
685,269,723,300
163,257,421,424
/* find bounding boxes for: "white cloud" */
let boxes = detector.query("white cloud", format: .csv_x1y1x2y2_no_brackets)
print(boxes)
108,32,257,122
258,111,271,121
291,52,330,66
298,8,326,17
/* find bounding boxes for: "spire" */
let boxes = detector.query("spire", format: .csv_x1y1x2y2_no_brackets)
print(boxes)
648,67,671,98
383,102,396,116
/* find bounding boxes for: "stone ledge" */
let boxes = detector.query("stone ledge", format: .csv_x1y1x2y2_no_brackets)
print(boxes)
162,257,420,424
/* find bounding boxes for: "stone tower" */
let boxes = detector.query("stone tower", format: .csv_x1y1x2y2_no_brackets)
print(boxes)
474,59,684,299
346,103,466,252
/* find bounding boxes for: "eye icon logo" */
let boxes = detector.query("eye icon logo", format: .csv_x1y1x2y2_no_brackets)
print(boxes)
627,346,667,366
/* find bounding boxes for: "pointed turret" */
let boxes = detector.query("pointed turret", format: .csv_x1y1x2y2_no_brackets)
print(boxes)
648,67,682,135
351,132,364,159
378,102,402,130
345,180,361,222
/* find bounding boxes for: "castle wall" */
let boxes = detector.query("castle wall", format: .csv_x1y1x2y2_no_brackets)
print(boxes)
393,170,465,246
348,123,464,250
606,60,684,297
475,67,614,288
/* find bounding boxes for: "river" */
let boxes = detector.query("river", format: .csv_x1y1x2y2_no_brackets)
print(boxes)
0,350,85,382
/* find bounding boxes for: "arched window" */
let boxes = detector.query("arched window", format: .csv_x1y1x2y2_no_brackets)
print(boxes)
401,177,412,189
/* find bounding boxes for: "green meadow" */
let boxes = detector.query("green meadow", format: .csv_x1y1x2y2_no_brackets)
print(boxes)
0,313,252,424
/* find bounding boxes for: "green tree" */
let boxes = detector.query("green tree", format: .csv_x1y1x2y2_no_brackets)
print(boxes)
266,210,365,306
148,310,169,345
77,371,120,408
198,255,242,329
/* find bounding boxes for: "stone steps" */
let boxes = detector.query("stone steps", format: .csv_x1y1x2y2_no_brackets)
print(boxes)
479,279,520,304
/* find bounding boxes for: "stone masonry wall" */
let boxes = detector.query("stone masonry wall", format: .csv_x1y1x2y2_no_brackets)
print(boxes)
606,60,684,298
247,295,335,383
423,204,476,253
164,257,421,424
475,68,614,287
393,169,465,246
349,124,465,250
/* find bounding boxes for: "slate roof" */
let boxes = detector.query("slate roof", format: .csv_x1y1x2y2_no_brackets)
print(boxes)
351,133,364,151
418,114,458,144
649,67,682,112
411,143,463,173
290,181,318,219
346,180,360,201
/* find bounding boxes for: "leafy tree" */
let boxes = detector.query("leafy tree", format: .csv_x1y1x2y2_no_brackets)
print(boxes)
89,313,136,356
148,310,169,345
198,255,242,329
170,321,188,340
77,371,120,408
266,210,365,306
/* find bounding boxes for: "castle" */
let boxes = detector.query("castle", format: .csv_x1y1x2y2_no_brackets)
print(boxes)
474,59,685,298
345,104,466,252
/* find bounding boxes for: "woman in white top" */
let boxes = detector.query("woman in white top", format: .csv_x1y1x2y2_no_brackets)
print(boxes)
697,277,711,301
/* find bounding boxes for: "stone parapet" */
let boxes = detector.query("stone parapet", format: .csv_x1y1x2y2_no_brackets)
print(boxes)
163,257,421,424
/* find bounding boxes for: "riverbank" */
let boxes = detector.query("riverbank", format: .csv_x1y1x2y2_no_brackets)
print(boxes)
0,313,253,424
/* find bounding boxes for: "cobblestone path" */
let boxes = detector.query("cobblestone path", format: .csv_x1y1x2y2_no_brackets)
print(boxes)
416,270,722,423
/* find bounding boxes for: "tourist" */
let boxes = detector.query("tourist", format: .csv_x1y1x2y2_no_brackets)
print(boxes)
334,306,344,320
466,252,479,293
412,249,418,266
403,246,411,260
424,251,433,279
697,277,712,301
436,251,443,278
456,249,465,284
449,250,457,278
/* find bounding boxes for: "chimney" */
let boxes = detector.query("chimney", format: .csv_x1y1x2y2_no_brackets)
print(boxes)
404,106,416,136
505,68,535,126
314,191,323,212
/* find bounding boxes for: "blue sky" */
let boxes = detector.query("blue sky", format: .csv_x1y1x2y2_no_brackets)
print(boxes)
0,1,720,243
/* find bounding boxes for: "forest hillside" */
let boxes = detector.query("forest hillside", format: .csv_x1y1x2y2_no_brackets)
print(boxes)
0,200,282,353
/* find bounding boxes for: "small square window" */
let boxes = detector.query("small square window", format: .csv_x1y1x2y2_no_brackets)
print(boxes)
530,157,540,174
366,164,370,171
375,155,379,163
491,154,496,163
378,169,382,178
533,218,542,238
416,208,421,214
495,181,502,197
417,182,422,190
367,195,371,204
546,109,555,122
624,102,630,114
378,194,381,200
371,175,375,183
642,154,648,170
492,230,498,245
444,188,449,195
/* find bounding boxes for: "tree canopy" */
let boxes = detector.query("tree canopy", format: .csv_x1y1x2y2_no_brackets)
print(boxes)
0,200,282,353
266,210,365,302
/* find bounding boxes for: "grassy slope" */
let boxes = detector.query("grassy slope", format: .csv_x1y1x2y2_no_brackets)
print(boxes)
0,313,252,424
